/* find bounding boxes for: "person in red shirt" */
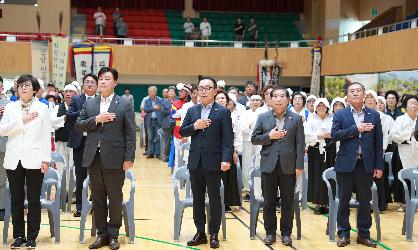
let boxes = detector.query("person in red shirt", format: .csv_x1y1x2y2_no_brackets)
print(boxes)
171,83,192,172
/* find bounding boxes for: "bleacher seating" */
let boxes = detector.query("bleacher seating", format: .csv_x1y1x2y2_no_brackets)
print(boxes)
167,11,303,43
77,8,171,42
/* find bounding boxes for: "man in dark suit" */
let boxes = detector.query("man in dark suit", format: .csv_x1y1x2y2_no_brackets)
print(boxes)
331,82,383,248
180,77,233,249
67,74,98,217
75,67,136,250
143,86,163,158
251,86,305,246
237,80,257,109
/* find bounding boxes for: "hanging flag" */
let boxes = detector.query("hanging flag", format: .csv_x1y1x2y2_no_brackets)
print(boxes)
31,41,50,83
256,60,274,92
92,45,113,75
72,44,94,84
51,36,69,90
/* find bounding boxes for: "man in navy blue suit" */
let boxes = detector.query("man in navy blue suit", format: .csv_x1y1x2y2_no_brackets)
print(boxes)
67,73,98,217
331,82,383,248
180,77,233,249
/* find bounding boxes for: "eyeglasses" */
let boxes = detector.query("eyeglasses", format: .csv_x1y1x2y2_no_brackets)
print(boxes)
17,83,32,89
198,86,214,92
84,80,97,86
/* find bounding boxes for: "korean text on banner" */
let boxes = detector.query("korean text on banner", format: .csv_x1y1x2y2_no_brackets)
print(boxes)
52,36,70,90
31,41,50,83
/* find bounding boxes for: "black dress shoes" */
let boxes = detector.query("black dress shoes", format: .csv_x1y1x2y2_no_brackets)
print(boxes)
337,236,350,247
210,234,220,249
73,210,81,217
109,238,120,250
187,233,208,246
357,237,377,248
281,235,292,246
263,234,276,245
89,236,109,249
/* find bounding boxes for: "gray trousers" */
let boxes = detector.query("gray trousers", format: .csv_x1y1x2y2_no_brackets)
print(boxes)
0,151,6,209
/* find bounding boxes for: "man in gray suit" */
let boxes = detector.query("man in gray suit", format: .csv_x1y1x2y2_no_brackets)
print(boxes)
0,76,11,221
251,86,305,247
75,67,136,250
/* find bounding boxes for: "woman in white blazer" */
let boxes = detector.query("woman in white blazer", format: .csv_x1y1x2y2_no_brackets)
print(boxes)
0,74,51,249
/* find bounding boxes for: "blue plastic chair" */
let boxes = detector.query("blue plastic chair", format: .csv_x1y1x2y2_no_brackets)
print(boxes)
384,152,394,186
398,167,418,241
79,170,136,244
178,141,190,172
322,167,381,242
173,166,226,242
3,168,62,244
139,123,144,148
51,151,75,212
236,161,243,209
248,168,302,240
158,128,165,160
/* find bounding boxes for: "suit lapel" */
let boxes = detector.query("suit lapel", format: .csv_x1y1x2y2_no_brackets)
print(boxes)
363,107,372,124
196,104,202,120
107,95,120,113
208,102,219,121
345,107,356,126
283,112,294,131
92,95,101,117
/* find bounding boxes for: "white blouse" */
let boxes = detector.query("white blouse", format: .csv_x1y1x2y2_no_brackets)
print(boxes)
390,114,418,169
304,113,332,155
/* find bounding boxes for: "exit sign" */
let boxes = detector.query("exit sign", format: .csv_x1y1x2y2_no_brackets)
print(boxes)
371,8,379,17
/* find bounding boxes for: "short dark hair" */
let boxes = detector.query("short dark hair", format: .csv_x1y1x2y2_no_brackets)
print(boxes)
215,90,230,103
402,94,418,108
270,85,289,98
98,67,118,81
227,87,239,93
0,76,3,84
82,73,98,84
16,74,41,95
47,83,55,88
191,84,198,91
345,82,365,95
292,91,307,106
385,90,400,103
245,80,257,89
124,87,131,91
200,76,216,88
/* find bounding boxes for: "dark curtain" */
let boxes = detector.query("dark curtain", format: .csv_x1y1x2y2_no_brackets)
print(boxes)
71,0,184,10
193,0,303,13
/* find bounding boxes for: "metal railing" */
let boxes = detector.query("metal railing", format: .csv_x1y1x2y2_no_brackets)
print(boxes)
325,17,418,45
0,33,316,48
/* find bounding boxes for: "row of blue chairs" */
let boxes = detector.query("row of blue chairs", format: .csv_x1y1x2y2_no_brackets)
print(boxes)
2,152,136,245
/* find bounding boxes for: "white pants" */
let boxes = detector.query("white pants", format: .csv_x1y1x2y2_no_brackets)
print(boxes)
55,141,73,191
242,141,261,191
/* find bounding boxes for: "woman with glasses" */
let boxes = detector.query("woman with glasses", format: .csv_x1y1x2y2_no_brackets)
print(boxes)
0,74,51,249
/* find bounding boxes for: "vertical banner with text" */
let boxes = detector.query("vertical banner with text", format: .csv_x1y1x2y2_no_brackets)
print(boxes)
92,46,113,75
31,41,50,83
72,44,94,84
52,36,70,90
310,46,322,97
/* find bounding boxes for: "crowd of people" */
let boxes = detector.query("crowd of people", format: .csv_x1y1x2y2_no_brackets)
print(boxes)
142,78,417,247
0,71,417,248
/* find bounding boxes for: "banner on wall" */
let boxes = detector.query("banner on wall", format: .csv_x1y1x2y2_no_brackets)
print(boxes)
72,44,94,84
310,46,322,97
92,46,113,75
256,60,274,92
51,36,70,90
71,44,113,84
31,41,50,83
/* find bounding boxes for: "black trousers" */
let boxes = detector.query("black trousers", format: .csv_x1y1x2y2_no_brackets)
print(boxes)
89,149,125,239
6,162,44,240
189,161,222,235
336,159,373,239
74,136,88,211
261,160,296,236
